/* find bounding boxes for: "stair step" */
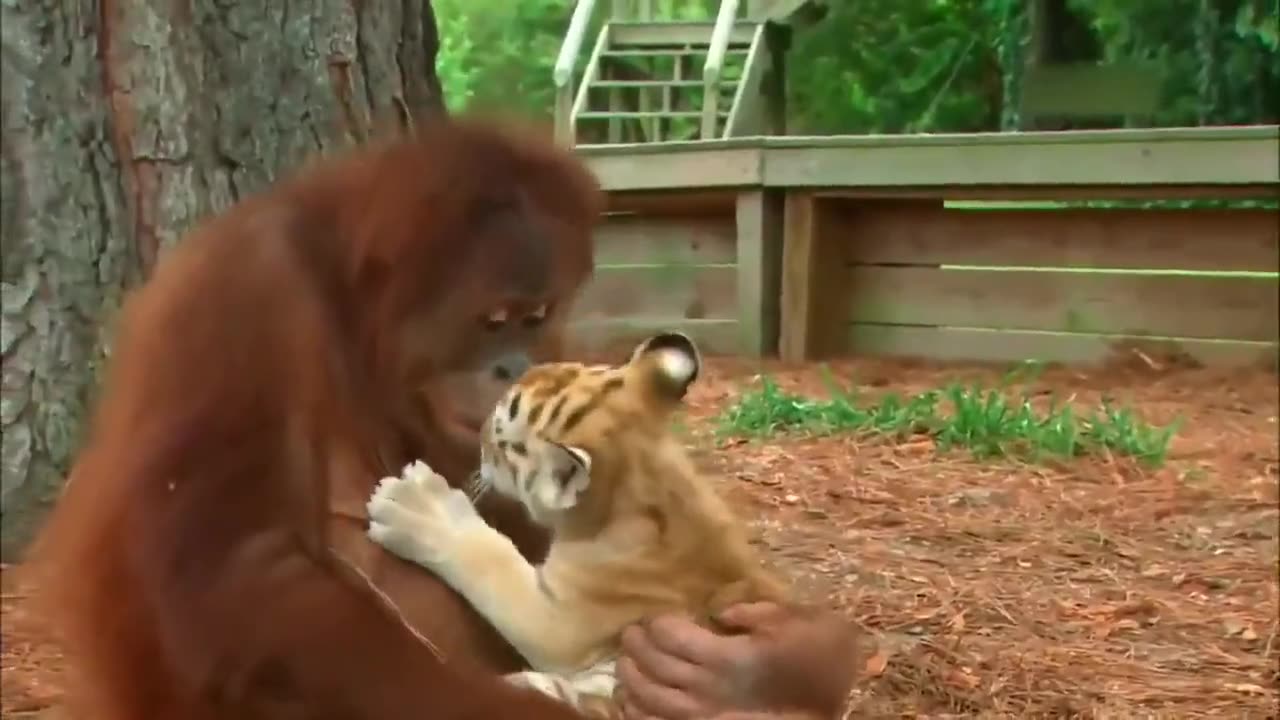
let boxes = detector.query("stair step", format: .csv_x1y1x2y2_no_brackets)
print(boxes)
587,80,739,91
608,21,759,48
589,79,704,88
750,0,828,24
577,110,729,120
601,47,749,58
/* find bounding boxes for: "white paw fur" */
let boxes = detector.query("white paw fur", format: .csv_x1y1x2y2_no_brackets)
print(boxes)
506,671,569,696
366,460,481,567
504,662,618,715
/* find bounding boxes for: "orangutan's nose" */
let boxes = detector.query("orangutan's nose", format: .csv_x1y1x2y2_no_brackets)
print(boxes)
491,352,531,382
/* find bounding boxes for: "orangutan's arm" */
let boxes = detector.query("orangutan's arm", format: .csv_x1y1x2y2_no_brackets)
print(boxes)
138,509,585,718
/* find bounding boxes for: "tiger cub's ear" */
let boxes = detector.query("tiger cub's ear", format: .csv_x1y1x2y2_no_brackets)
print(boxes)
551,441,593,476
627,331,701,401
543,441,592,510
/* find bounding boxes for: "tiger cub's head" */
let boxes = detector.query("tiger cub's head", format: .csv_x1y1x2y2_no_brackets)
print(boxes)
475,331,701,528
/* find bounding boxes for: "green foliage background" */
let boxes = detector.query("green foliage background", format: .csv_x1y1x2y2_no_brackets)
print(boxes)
432,0,1278,133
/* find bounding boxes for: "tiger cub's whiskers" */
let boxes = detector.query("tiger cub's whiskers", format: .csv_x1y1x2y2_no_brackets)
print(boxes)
465,470,491,503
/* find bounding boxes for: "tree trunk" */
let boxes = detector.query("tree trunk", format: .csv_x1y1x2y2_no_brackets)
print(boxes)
0,0,445,560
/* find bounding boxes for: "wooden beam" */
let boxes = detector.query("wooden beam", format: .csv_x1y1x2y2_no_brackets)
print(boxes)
570,25,611,144
734,189,784,356
724,25,768,138
584,146,762,190
814,185,1280,201
844,266,1279,342
778,193,843,361
609,22,756,48
606,63,623,144
747,0,827,26
747,0,811,19
603,189,739,215
761,128,1280,188
701,0,744,141
832,204,1280,273
577,126,1280,192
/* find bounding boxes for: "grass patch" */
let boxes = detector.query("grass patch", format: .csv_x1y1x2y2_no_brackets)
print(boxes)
715,366,1181,467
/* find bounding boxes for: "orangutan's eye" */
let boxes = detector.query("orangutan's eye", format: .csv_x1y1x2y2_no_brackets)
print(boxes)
482,308,508,332
522,303,551,328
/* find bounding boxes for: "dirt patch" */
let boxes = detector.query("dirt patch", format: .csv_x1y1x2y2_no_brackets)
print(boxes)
4,358,1277,718
2,565,64,718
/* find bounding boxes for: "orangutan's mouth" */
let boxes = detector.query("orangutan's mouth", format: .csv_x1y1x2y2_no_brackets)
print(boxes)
420,386,491,453
436,403,486,448
465,400,494,429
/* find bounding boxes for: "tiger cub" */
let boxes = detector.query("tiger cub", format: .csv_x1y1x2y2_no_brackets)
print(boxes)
366,332,790,718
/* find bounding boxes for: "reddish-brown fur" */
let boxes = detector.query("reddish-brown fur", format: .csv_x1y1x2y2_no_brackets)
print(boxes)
32,118,604,719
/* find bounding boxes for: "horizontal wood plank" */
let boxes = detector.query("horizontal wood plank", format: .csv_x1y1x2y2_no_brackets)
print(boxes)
845,267,1279,342
567,319,744,359
580,127,1279,191
594,215,737,265
846,324,1279,368
572,265,738,322
747,0,820,22
832,205,1280,273
583,147,761,191
608,21,756,47
815,185,1280,201
763,133,1279,188
605,190,739,214
581,125,1279,156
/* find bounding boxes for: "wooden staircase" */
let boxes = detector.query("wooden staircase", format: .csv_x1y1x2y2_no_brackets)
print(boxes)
553,0,825,146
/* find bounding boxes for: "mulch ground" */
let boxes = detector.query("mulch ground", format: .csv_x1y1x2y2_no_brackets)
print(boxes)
3,357,1277,718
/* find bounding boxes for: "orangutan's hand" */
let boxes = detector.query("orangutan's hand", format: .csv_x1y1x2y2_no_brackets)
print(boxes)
615,602,858,719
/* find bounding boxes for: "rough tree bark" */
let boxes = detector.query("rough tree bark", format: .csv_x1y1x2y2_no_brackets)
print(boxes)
0,0,445,560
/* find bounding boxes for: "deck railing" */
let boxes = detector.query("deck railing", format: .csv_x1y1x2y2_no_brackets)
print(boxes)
553,0,747,145
701,0,741,139
553,0,599,145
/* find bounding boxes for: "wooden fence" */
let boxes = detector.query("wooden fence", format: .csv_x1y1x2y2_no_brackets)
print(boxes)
570,126,1280,367
566,190,780,357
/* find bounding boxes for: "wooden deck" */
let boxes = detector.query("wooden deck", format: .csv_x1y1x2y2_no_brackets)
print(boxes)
567,126,1280,368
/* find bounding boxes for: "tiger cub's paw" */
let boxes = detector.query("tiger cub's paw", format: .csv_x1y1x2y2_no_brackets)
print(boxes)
505,668,619,719
366,460,481,567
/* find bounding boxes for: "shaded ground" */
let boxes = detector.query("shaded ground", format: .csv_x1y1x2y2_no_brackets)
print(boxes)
4,358,1278,718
